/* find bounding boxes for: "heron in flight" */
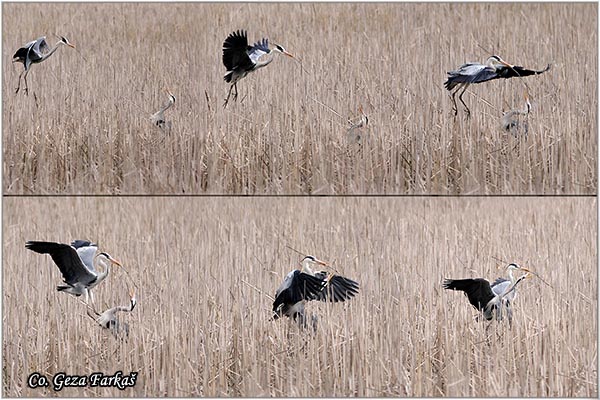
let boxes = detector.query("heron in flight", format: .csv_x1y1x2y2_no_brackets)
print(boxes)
222,29,295,108
87,289,137,337
443,263,531,324
444,55,550,116
25,240,122,305
272,255,360,328
150,89,176,133
13,36,75,95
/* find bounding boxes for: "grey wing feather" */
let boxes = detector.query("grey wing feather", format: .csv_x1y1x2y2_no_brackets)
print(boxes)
444,63,499,90
71,240,98,273
248,38,270,64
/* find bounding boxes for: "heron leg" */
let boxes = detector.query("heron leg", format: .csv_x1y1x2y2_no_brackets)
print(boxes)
223,83,235,108
15,70,24,94
22,69,30,96
458,84,470,117
450,86,460,116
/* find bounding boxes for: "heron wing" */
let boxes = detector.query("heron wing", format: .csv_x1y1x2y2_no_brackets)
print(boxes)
313,273,360,303
248,38,270,64
222,30,253,71
27,37,48,63
26,241,97,286
272,270,326,311
71,240,98,273
443,278,496,311
444,63,502,90
13,39,37,61
496,64,551,79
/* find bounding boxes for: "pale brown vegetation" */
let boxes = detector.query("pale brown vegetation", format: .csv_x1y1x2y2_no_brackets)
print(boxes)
3,197,596,396
2,3,597,194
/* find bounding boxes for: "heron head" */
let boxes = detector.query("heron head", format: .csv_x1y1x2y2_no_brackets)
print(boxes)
301,255,329,269
96,252,122,267
273,44,294,58
60,36,76,49
506,263,530,273
129,289,137,310
165,88,176,104
487,55,513,69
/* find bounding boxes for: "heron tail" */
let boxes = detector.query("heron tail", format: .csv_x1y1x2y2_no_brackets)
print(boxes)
224,71,233,83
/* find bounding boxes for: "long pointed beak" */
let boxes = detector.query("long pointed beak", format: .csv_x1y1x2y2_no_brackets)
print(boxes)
316,259,329,267
500,59,514,68
283,50,295,59
67,43,76,49
110,257,122,267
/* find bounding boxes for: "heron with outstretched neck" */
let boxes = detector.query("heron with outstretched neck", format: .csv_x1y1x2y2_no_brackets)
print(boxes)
13,36,75,95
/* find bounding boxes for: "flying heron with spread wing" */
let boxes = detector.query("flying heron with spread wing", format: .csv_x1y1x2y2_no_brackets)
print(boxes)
444,55,550,116
222,29,295,107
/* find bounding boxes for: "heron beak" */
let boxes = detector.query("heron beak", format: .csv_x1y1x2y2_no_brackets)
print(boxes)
110,257,123,267
500,59,514,68
283,50,295,59
316,258,329,267
67,43,76,49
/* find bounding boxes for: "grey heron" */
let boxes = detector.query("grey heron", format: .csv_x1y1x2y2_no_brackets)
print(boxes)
443,263,531,323
347,105,369,143
87,289,137,337
444,55,550,116
25,240,122,305
501,93,532,136
272,255,360,328
150,89,176,133
13,36,75,95
222,29,294,108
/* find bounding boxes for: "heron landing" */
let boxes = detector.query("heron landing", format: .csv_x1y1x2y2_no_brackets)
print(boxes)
13,36,75,95
222,29,294,108
443,263,531,325
272,255,359,330
444,55,550,116
26,240,122,306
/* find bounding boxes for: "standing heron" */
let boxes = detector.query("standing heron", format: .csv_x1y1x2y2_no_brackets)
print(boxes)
272,255,360,328
222,29,295,107
443,263,531,323
444,55,550,116
87,289,137,337
501,92,532,136
25,240,122,305
150,89,176,133
13,36,75,95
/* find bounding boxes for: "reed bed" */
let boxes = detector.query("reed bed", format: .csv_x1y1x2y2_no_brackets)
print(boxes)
2,3,597,194
3,197,596,396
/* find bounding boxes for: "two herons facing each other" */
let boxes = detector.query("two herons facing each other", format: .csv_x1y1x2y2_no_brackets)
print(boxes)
26,240,136,337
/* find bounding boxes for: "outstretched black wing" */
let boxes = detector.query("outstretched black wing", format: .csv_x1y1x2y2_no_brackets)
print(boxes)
443,278,495,311
313,273,360,303
26,241,97,286
272,270,326,312
497,64,551,79
222,30,252,71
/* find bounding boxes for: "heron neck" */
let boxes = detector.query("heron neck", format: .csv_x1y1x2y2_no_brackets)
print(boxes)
40,42,64,62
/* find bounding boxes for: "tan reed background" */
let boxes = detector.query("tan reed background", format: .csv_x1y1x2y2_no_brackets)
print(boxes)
2,3,597,194
3,197,596,396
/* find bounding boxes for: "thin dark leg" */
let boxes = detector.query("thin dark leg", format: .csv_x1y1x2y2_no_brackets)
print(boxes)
23,69,30,96
223,83,235,108
15,70,24,94
232,83,238,101
458,84,470,117
450,87,459,116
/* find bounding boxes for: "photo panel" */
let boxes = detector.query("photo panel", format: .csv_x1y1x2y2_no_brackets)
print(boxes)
4,196,596,396
3,3,597,195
